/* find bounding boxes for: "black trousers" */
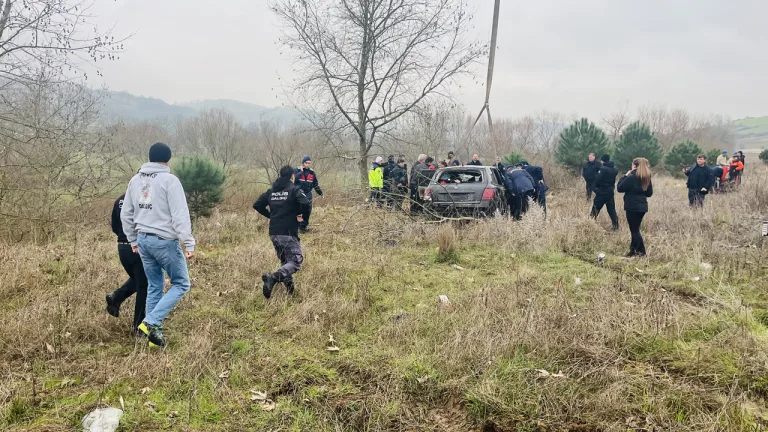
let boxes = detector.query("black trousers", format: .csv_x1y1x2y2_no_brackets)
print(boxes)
112,243,148,329
688,189,705,207
382,184,394,208
508,193,530,220
409,187,423,214
585,180,595,200
392,186,408,210
591,194,619,229
369,188,382,206
300,199,313,229
625,211,647,255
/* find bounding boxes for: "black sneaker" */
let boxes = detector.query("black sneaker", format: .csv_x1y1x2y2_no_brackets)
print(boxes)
106,294,120,318
262,273,278,299
138,322,166,347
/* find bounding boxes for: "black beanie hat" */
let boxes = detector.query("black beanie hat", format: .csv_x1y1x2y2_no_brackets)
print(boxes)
600,154,610,163
149,142,172,163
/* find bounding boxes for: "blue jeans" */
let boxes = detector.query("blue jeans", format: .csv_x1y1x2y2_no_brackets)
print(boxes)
137,233,191,327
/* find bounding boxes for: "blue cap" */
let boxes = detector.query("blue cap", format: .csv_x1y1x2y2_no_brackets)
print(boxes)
722,150,727,154
302,155,311,163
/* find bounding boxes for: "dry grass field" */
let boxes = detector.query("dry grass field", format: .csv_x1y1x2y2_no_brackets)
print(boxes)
2,164,768,431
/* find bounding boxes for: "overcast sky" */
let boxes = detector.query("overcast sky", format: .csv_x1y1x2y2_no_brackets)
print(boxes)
89,0,767,120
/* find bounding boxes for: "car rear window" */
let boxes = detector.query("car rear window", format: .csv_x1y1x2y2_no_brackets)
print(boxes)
437,170,483,184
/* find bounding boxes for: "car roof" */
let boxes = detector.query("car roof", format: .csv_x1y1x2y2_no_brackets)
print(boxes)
437,166,491,171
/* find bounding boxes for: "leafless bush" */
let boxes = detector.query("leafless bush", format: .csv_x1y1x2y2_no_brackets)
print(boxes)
0,75,121,241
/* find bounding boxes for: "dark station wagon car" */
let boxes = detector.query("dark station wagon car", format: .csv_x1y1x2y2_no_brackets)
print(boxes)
421,166,507,218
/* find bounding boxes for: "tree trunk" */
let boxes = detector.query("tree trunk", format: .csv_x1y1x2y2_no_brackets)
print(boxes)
358,134,368,188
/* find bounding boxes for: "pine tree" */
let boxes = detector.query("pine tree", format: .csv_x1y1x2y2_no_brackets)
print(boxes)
174,155,226,219
705,148,722,165
760,149,768,163
665,140,703,177
501,150,526,167
614,122,663,171
555,118,610,171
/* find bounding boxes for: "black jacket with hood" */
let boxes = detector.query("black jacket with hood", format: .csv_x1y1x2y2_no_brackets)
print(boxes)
582,160,601,182
383,161,397,188
617,172,654,213
111,194,128,243
592,161,618,197
392,165,408,188
685,164,714,191
254,177,311,238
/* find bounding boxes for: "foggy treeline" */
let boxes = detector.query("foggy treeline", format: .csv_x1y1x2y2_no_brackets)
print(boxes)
0,73,735,242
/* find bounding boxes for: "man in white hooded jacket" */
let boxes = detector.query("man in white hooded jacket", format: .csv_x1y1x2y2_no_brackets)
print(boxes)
121,142,195,347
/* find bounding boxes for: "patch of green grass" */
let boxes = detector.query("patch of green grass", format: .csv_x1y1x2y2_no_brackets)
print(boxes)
732,117,768,135
1,398,36,428
230,339,251,355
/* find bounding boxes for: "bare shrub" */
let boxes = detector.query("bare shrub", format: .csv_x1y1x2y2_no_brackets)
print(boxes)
435,225,459,264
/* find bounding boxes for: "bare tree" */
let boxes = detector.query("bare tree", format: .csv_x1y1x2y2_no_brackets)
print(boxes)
602,101,631,142
107,120,172,176
0,71,116,240
272,0,485,182
0,0,124,86
251,119,296,181
176,108,245,170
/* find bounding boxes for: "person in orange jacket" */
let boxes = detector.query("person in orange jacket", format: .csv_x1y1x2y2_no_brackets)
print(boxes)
728,155,744,183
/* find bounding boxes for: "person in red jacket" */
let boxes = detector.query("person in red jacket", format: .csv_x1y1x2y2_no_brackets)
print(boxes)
729,155,744,183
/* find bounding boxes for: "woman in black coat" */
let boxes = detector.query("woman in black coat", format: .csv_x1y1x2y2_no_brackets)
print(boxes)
616,157,653,257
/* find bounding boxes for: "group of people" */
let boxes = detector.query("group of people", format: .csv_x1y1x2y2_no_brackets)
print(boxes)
581,149,748,257
108,144,740,347
680,151,745,207
108,143,196,348
367,151,486,209
711,150,745,192
107,144,317,347
495,160,548,219
582,153,654,256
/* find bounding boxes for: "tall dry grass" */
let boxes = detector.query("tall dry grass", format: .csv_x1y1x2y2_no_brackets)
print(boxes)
1,163,767,431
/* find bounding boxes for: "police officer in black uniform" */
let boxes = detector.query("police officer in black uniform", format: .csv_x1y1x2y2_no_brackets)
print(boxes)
254,166,311,299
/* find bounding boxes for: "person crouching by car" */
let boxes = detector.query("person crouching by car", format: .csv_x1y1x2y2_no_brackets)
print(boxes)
503,165,535,220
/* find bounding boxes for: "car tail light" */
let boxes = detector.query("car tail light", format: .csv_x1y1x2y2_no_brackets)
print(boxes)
481,188,495,200
424,188,432,201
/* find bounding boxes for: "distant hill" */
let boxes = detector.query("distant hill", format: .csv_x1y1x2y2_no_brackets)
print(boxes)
731,116,768,153
98,91,197,121
180,99,300,125
97,91,300,125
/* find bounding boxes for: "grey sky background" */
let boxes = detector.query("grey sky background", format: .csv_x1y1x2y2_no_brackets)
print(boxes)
89,0,767,120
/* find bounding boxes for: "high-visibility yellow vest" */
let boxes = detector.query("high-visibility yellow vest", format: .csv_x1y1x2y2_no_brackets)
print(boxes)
369,164,383,188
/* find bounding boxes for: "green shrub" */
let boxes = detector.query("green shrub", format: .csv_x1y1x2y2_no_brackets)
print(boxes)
501,150,525,167
760,149,768,163
705,148,723,165
614,122,663,171
665,140,703,177
555,118,610,171
174,155,226,219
